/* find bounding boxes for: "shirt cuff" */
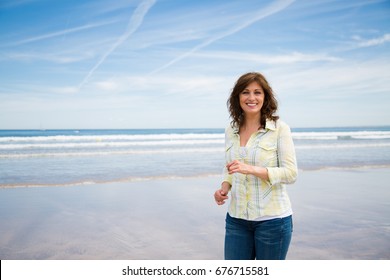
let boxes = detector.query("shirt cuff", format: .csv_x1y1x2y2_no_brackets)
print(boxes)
266,167,279,185
223,170,233,185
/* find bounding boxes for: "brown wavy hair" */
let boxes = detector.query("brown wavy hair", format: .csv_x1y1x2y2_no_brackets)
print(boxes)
227,72,279,129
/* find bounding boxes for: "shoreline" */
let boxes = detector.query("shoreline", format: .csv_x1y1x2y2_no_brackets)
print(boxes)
0,167,389,260
1,165,390,189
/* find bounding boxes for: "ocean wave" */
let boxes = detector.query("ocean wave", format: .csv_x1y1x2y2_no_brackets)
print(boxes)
0,173,222,189
292,131,390,140
1,130,389,144
295,143,390,149
0,147,224,158
1,139,389,152
0,133,224,143
0,139,224,150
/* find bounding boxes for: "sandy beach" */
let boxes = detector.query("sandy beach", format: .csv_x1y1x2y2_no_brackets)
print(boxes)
0,167,389,260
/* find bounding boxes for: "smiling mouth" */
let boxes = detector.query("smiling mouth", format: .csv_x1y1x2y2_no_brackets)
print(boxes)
246,103,258,107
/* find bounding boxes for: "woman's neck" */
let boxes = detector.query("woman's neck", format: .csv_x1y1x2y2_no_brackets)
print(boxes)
241,114,261,132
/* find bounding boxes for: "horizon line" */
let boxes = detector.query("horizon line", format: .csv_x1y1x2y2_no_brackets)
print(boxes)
1,125,390,131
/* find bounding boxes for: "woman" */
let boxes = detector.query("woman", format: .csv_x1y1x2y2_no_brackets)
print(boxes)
214,72,298,260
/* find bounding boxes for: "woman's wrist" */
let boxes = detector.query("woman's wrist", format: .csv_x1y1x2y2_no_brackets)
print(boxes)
250,166,269,181
221,181,231,193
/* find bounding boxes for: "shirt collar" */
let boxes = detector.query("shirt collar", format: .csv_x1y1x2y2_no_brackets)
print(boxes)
265,119,277,131
232,119,276,134
232,125,239,134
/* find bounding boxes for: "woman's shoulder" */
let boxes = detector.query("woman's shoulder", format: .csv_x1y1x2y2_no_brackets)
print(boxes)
267,119,291,131
225,123,238,134
275,120,294,137
276,119,289,128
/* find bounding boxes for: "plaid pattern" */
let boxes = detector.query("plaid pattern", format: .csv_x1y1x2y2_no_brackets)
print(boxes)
223,119,298,220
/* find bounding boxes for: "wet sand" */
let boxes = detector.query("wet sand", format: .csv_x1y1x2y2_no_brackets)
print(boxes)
0,168,389,260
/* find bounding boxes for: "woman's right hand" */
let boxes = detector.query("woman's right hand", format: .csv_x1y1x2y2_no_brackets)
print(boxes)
214,182,231,205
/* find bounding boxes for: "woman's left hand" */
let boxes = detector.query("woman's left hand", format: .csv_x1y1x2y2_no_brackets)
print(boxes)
226,160,253,175
227,160,269,180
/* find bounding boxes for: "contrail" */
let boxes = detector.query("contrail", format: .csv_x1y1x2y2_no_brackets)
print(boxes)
4,20,117,47
149,0,295,75
78,0,156,89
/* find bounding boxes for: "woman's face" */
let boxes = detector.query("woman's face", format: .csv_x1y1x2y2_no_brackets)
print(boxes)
239,81,264,116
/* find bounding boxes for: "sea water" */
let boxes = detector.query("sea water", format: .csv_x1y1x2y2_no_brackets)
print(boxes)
1,126,389,187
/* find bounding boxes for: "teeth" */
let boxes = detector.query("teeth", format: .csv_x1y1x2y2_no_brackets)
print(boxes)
247,103,257,106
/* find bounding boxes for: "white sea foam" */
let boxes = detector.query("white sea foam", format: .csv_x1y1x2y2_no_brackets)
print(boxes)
0,173,222,189
0,133,224,143
0,139,224,150
0,147,224,158
1,131,389,144
292,131,390,140
1,132,390,151
295,142,390,149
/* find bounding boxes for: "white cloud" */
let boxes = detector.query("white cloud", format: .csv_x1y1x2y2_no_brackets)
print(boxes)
3,51,94,64
192,51,342,64
49,86,80,94
92,74,228,98
269,57,390,100
95,80,120,91
356,33,390,48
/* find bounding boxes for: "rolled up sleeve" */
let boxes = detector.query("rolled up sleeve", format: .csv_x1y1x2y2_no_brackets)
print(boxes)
222,125,234,185
267,122,298,185
222,165,233,185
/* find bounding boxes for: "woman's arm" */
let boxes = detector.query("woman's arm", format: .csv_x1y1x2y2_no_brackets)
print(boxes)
215,126,234,205
226,160,269,180
226,122,297,185
266,122,298,185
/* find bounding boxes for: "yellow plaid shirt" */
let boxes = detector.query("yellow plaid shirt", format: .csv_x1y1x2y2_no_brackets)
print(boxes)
223,119,298,220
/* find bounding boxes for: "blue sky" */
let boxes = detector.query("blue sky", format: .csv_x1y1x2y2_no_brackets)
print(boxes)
0,0,389,129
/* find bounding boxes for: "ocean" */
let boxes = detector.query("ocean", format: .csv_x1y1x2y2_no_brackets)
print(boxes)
1,126,390,188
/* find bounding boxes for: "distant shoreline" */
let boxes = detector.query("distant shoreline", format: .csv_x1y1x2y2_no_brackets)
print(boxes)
1,125,390,131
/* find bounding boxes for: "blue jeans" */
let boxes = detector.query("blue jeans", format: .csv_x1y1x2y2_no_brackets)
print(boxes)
224,213,293,260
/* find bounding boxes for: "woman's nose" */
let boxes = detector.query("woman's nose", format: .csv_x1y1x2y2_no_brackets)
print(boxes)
248,92,256,99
